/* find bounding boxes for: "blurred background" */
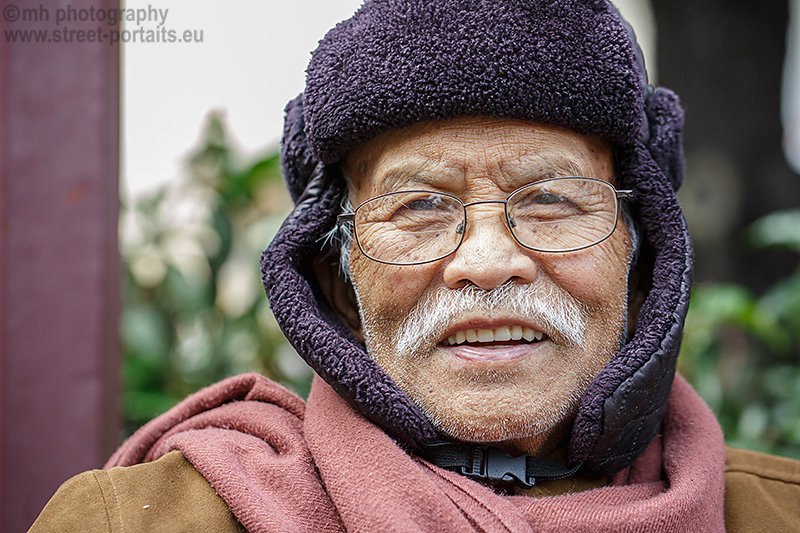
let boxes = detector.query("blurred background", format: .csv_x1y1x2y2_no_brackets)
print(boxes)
2,0,799,530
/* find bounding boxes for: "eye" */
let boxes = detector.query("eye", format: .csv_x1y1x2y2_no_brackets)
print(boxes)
509,186,583,220
404,195,443,211
533,192,567,205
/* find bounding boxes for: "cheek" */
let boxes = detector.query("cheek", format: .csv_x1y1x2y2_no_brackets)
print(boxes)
543,244,630,310
350,253,439,321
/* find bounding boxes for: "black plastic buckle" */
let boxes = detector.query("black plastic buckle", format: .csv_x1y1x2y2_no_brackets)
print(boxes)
460,446,534,489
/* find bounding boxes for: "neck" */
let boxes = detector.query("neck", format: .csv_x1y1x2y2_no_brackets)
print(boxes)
498,416,574,461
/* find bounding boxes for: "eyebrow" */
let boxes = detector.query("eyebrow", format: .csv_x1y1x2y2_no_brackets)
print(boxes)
376,160,458,193
515,158,588,179
491,157,592,191
546,160,586,177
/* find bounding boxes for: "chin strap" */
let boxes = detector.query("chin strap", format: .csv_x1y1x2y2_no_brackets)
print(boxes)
419,441,583,489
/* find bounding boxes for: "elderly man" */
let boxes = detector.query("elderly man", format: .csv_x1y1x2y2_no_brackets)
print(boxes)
31,0,800,532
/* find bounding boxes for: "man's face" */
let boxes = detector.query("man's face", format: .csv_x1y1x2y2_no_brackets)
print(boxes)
343,117,634,454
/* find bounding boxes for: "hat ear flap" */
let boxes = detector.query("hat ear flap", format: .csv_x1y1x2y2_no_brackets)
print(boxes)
644,86,686,191
281,94,321,203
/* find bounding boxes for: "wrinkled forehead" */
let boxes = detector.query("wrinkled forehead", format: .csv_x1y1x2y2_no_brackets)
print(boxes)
343,117,615,196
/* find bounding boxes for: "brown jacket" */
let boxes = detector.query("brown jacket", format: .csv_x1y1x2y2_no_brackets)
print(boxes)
29,446,800,532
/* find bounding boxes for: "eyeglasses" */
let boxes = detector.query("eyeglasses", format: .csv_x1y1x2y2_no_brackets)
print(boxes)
337,177,634,266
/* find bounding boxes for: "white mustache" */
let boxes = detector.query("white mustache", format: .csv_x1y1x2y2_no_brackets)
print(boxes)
395,282,587,355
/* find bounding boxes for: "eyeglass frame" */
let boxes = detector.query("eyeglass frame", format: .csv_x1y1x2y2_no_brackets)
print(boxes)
336,176,635,266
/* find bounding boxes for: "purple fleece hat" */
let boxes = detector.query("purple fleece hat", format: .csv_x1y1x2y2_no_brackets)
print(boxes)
263,0,691,476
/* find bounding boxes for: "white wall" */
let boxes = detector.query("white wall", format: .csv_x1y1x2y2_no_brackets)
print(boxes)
122,0,363,197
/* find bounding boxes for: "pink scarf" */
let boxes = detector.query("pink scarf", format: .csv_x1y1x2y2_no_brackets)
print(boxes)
108,374,725,532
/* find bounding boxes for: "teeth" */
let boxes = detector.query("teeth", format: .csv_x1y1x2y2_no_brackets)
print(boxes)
494,326,511,341
444,326,545,346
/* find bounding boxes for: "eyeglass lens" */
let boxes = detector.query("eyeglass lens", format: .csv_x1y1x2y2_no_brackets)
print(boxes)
353,178,619,265
355,192,465,264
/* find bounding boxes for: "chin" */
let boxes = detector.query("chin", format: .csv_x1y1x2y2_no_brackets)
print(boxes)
418,398,572,447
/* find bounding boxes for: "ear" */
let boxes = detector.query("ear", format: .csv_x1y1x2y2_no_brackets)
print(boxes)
313,250,364,343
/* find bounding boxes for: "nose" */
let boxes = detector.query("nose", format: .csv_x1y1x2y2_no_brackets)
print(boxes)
442,203,540,290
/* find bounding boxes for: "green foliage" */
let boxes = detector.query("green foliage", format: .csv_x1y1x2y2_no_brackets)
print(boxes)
120,113,311,436
680,209,800,459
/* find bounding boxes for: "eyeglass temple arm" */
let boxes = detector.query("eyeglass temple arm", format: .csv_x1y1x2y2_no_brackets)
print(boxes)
616,190,635,201
337,213,355,227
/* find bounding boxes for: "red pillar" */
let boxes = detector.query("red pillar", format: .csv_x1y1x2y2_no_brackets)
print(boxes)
0,2,120,530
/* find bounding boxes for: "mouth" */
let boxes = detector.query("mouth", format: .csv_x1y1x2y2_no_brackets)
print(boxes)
443,326,545,346
439,325,549,363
